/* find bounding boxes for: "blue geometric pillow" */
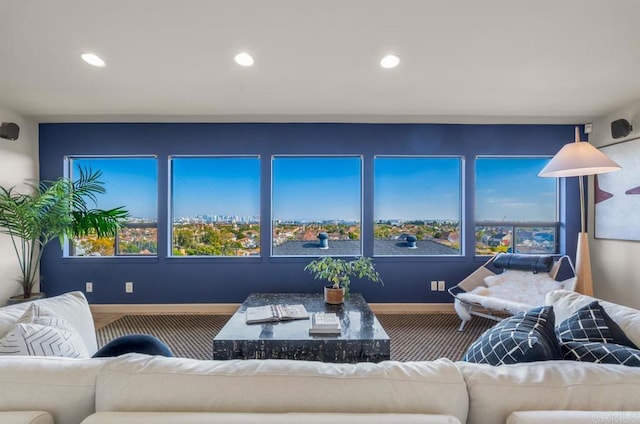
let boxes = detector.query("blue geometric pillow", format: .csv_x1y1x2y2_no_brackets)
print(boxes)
562,342,640,367
463,306,561,366
598,304,638,349
556,301,613,343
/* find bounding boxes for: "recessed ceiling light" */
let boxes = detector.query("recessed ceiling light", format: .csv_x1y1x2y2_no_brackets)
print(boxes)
380,54,401,69
234,52,254,67
81,53,106,68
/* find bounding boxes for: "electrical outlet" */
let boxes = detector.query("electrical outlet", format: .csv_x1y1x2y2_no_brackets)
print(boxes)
125,281,133,293
438,280,446,291
85,282,93,293
430,280,438,291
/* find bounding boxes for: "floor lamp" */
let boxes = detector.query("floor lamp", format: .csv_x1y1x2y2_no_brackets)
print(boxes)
538,126,621,296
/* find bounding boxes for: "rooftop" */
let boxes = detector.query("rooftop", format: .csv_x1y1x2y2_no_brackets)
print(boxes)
272,239,458,256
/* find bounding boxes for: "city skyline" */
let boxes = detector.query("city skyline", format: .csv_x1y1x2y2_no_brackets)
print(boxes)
72,155,554,223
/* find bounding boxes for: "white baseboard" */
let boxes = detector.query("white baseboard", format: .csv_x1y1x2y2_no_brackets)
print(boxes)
91,302,455,315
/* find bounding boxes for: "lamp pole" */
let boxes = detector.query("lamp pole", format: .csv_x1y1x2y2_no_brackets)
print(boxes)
575,173,593,296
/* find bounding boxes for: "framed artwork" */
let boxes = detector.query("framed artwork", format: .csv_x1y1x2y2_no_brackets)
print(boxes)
594,137,640,241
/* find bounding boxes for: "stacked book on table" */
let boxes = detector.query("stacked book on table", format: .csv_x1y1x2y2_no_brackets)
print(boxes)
245,304,309,324
309,312,341,335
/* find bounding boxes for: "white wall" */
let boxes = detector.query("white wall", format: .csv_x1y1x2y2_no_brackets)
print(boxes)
0,106,39,304
589,100,640,309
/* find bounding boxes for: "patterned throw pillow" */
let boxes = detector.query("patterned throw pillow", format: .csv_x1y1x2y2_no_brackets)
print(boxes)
598,305,639,349
556,301,613,343
557,300,638,348
562,342,640,367
463,306,561,366
0,303,89,358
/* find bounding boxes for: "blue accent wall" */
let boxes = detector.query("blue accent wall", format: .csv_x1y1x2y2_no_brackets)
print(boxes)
38,123,581,304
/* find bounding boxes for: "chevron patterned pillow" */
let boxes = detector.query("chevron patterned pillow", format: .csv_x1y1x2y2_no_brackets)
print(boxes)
0,303,89,358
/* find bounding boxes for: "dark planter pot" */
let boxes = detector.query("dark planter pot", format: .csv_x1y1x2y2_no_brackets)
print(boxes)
6,292,46,306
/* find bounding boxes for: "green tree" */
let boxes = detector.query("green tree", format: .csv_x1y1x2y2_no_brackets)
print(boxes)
0,168,128,298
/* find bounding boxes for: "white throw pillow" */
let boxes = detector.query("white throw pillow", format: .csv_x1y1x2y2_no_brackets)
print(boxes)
0,303,89,358
0,291,97,355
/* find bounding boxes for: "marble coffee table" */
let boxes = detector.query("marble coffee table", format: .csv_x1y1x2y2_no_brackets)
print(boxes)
212,293,390,363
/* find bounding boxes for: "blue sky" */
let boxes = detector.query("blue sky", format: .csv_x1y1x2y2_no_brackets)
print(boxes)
374,157,461,221
72,155,556,223
272,157,361,222
476,157,556,222
71,157,157,218
172,157,260,219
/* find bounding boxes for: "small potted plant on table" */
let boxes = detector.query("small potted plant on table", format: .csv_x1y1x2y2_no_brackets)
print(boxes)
304,256,383,304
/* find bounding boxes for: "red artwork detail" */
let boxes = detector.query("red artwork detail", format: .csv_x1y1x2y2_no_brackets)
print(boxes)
594,175,613,204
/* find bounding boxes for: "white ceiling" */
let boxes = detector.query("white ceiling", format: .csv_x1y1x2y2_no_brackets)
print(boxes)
2,0,640,123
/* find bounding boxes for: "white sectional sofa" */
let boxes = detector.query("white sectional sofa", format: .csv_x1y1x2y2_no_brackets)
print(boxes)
0,290,639,424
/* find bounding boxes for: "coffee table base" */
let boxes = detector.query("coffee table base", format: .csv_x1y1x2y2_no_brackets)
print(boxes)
214,338,390,363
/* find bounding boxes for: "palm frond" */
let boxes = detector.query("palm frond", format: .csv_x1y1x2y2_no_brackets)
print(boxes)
0,168,130,297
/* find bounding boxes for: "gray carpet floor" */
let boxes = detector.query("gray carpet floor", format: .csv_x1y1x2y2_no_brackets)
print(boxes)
97,313,496,361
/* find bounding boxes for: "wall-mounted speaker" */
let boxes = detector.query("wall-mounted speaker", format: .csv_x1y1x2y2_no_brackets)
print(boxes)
0,122,20,141
611,118,632,139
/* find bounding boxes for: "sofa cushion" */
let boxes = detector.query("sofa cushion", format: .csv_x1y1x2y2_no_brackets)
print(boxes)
81,412,462,424
546,290,640,348
0,291,97,355
95,354,468,423
507,410,640,424
0,411,53,424
556,301,613,343
0,303,89,358
463,306,561,365
562,342,640,367
458,360,640,424
0,356,107,424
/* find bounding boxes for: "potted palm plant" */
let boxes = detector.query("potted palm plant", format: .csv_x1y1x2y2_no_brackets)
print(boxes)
0,168,129,303
304,256,383,304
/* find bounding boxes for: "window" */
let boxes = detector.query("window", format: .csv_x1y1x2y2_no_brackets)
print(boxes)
272,156,362,256
171,156,260,257
374,156,462,256
475,157,558,255
67,156,158,256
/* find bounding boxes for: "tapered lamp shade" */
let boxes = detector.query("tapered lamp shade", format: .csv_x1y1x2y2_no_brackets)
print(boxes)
538,128,621,177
